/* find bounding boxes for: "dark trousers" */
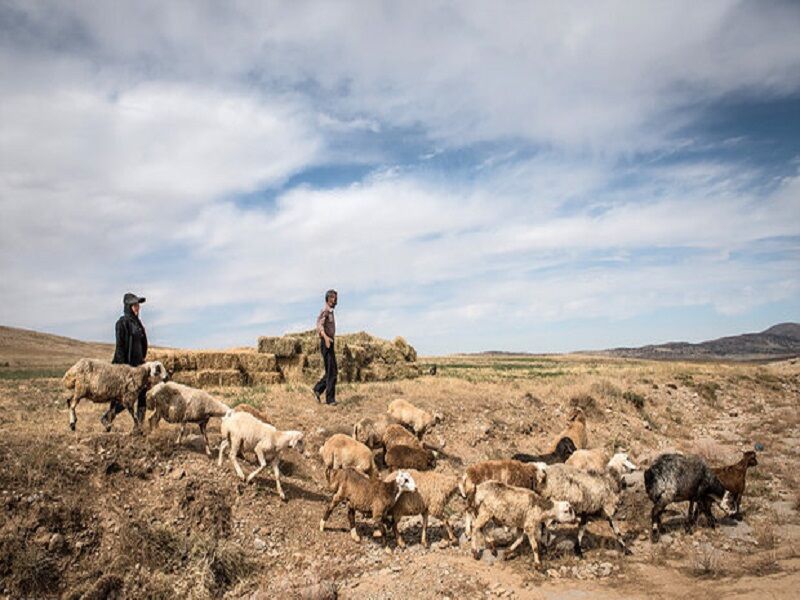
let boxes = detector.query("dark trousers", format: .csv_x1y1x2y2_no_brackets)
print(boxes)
313,339,337,403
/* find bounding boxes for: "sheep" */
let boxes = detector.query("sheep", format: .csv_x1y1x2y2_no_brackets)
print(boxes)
145,382,230,455
387,399,442,439
712,450,758,520
217,411,304,500
460,459,547,504
459,459,547,536
353,414,398,448
383,469,461,547
513,437,576,465
547,408,588,452
320,469,416,543
538,453,637,556
470,481,576,565
62,358,167,432
565,448,610,474
385,444,435,471
319,434,377,481
645,453,730,542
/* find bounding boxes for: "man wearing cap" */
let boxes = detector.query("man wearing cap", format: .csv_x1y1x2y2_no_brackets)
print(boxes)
313,289,338,406
102,292,148,431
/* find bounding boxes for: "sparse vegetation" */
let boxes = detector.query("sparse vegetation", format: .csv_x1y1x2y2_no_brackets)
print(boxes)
623,390,646,410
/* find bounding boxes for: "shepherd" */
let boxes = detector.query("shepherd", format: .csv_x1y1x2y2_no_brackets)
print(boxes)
313,289,338,406
102,292,149,431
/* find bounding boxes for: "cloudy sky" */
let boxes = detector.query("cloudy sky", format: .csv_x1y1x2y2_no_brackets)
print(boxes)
1,1,799,354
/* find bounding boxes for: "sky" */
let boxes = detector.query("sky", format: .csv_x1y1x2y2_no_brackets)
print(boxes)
1,1,799,355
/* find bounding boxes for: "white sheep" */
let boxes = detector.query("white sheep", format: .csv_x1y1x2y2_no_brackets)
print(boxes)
145,382,230,456
470,481,576,565
319,434,377,481
62,358,166,431
387,399,442,439
217,411,304,500
539,452,637,557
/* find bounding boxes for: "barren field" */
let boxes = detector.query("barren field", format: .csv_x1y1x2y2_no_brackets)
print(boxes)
1,353,799,599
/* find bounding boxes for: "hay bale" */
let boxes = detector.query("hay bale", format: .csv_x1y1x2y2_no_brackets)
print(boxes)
236,352,277,372
277,354,308,382
174,351,197,371
197,369,245,387
171,371,199,386
393,336,417,362
258,336,301,357
194,352,240,370
250,372,283,385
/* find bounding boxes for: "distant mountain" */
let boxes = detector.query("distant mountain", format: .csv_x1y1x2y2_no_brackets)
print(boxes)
606,322,800,361
0,325,113,368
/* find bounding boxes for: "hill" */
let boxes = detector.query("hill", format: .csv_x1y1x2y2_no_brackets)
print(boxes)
0,325,113,368
606,322,800,361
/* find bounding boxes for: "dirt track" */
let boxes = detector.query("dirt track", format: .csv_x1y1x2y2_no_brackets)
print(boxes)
1,355,798,598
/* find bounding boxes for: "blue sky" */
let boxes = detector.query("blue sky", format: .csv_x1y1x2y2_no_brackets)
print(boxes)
1,1,799,354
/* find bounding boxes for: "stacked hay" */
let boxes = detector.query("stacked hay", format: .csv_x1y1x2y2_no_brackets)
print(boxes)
149,350,280,388
256,331,420,383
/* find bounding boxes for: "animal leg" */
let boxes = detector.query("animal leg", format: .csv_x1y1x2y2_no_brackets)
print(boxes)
605,512,630,555
198,419,211,456
574,515,588,558
444,519,457,545
320,492,343,531
272,457,286,501
68,394,81,431
733,493,743,520
148,409,161,432
217,437,229,467
391,516,405,548
650,502,665,543
348,507,361,542
470,509,492,560
245,446,267,484
229,438,247,481
524,524,542,566
701,498,716,529
176,422,185,445
686,500,696,533
421,512,429,548
505,531,527,561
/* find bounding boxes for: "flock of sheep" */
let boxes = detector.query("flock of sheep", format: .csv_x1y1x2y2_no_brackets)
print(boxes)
61,357,760,567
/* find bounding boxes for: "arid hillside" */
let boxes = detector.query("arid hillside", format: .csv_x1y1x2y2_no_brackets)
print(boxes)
0,334,799,598
0,326,113,371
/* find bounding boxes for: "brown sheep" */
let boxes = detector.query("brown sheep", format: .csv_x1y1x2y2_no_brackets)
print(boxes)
385,444,435,471
547,408,588,452
320,469,416,543
712,450,758,519
384,469,461,547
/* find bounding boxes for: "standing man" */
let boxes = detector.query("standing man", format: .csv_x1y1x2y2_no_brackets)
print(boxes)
313,289,338,406
102,292,148,431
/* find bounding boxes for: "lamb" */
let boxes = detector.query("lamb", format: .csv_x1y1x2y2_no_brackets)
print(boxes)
62,358,167,432
470,481,576,565
565,448,610,474
513,437,576,465
320,469,416,543
217,411,304,500
712,450,758,520
460,459,547,536
353,414,398,448
538,453,637,556
547,408,588,452
645,453,730,542
319,434,377,481
385,444,435,471
383,469,461,547
145,382,231,456
460,459,547,504
387,399,442,438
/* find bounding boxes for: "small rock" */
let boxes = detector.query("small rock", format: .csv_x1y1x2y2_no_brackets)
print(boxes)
48,533,65,552
254,537,267,551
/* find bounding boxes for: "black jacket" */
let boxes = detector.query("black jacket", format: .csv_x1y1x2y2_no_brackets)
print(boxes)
112,305,148,366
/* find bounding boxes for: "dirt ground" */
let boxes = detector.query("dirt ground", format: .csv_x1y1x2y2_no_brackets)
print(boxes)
1,354,798,599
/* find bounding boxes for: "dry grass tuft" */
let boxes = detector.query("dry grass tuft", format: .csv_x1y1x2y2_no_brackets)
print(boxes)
690,543,725,578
